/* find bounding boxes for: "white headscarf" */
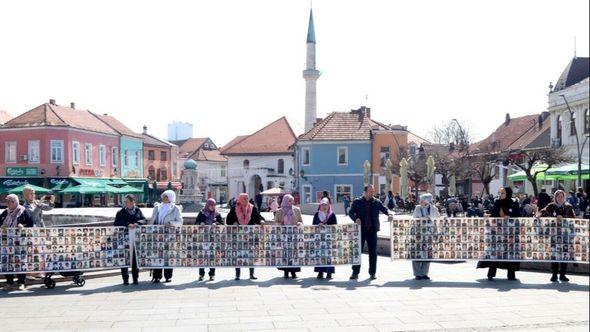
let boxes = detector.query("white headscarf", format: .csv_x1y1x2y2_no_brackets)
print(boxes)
158,190,176,224
4,194,25,227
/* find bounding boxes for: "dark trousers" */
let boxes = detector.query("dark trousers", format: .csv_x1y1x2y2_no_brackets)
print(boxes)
5,274,26,285
344,206,349,216
199,268,216,277
352,229,378,275
235,268,254,278
487,267,516,279
152,269,173,281
121,248,138,282
551,262,567,275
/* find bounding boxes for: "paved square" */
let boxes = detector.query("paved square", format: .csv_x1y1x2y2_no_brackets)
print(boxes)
1,255,588,331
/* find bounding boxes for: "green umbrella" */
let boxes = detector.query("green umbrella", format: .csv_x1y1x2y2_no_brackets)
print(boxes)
113,185,144,194
60,184,119,195
8,184,51,195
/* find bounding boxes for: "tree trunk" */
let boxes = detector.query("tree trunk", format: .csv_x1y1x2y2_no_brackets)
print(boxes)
527,174,539,197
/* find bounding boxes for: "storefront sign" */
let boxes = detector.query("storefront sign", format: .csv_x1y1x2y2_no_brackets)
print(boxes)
6,167,38,177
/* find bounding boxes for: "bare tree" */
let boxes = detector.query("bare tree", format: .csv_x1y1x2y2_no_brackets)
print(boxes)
468,153,499,196
429,119,472,151
505,147,574,197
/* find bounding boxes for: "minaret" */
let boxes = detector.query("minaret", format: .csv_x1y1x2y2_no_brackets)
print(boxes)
303,9,321,132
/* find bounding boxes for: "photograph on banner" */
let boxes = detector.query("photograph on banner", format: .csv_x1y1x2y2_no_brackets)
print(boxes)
0,227,130,274
133,224,361,268
390,218,589,263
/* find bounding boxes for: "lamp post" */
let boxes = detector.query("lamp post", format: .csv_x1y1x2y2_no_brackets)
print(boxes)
559,94,589,188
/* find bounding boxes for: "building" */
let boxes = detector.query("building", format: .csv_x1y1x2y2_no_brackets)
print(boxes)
221,117,296,203
167,121,193,141
0,110,12,125
174,137,228,203
0,100,123,206
141,126,181,193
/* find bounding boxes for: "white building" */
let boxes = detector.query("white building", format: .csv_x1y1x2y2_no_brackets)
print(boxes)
167,121,193,141
221,117,296,204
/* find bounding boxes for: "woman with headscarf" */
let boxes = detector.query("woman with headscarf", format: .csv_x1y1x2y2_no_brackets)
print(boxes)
411,193,440,280
313,197,337,279
226,193,264,280
274,194,303,278
1,194,34,291
150,190,183,283
477,187,521,281
195,198,224,281
538,190,575,282
114,194,146,285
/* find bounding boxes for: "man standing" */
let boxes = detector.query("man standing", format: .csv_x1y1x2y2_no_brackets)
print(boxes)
22,186,54,228
537,189,551,211
342,194,350,216
349,184,392,280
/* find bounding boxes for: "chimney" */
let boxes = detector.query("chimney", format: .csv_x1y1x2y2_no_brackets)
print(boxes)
70,102,75,109
365,107,371,119
505,113,510,125
143,125,148,134
314,117,322,126
538,111,550,130
49,99,56,105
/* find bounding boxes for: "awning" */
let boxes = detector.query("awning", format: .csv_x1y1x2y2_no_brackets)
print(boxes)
507,164,549,182
0,177,44,194
545,163,590,176
60,184,119,195
8,184,52,195
260,187,288,196
47,177,75,191
112,185,144,194
156,181,182,190
73,178,127,187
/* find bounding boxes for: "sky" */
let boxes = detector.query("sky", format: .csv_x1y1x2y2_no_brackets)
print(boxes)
0,0,588,147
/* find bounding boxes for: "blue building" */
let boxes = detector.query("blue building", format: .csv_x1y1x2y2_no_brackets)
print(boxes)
295,107,389,204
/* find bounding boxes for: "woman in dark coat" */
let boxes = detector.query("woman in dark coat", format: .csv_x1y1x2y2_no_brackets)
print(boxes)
114,194,146,285
226,193,264,280
1,194,34,291
313,198,337,279
477,187,521,281
195,198,224,281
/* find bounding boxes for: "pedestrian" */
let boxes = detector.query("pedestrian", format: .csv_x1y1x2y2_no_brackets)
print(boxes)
343,194,351,216
538,190,575,282
1,194,34,291
313,197,337,279
270,197,279,216
576,187,588,217
349,184,393,280
386,191,396,210
22,186,54,228
226,193,264,280
322,190,332,204
537,188,551,211
567,191,577,209
114,194,146,285
411,193,440,280
274,194,302,278
477,187,521,281
150,190,183,283
195,198,224,281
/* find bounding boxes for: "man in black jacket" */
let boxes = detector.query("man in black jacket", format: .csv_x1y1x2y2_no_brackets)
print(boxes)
349,185,392,280
114,195,146,285
537,189,551,211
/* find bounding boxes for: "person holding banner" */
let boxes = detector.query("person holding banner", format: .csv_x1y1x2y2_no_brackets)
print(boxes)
477,187,521,281
150,190,183,283
274,194,303,278
196,198,225,281
226,193,264,280
411,193,440,280
349,184,393,280
114,194,146,285
1,194,34,291
313,197,337,279
538,189,576,282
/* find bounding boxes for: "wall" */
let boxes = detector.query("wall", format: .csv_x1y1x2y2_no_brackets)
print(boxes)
120,136,144,178
144,145,173,182
226,154,294,199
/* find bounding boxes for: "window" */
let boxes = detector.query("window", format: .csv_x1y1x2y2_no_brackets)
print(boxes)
409,144,417,156
50,140,64,163
73,142,80,165
277,159,284,174
5,141,16,163
243,159,250,169
134,151,140,167
160,169,168,181
160,151,167,161
99,145,106,166
337,147,348,165
335,185,352,203
570,111,577,136
148,150,155,161
148,166,156,180
267,181,274,189
556,115,562,140
123,150,129,167
111,147,118,167
220,165,226,177
379,146,390,167
28,140,40,163
84,143,92,165
302,185,312,204
302,148,310,166
584,108,589,134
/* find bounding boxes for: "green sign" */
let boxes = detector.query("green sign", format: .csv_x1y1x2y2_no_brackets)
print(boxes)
6,167,38,177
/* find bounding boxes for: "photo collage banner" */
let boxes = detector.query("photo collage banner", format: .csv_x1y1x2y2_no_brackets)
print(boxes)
0,227,130,274
133,224,362,268
391,218,589,263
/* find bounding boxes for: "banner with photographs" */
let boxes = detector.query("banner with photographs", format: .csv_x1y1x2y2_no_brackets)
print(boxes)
391,218,589,263
133,224,361,268
0,227,130,274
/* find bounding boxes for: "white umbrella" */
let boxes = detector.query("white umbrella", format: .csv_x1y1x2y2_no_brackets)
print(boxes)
427,155,436,196
260,187,286,196
399,158,408,198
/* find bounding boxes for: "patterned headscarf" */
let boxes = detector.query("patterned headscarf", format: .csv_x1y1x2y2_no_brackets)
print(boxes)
280,194,295,225
236,193,253,225
318,197,333,223
201,198,217,224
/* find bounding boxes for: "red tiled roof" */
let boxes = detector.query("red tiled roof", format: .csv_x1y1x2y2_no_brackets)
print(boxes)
92,113,142,139
191,149,227,162
298,109,390,141
506,115,551,150
4,103,117,135
471,114,540,153
0,110,12,124
220,117,296,155
178,137,207,157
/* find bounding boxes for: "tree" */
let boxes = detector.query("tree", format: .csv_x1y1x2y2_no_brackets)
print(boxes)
429,119,472,151
505,147,574,197
468,153,499,196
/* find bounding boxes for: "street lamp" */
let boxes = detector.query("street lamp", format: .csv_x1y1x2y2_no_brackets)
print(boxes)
558,94,589,188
